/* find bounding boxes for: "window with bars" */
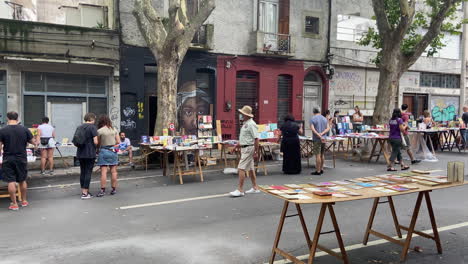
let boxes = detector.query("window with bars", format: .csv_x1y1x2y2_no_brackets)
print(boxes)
420,73,460,88
305,16,319,34
277,75,292,125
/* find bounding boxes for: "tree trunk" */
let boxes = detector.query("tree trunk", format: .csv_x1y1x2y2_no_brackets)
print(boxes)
154,59,180,135
372,54,402,125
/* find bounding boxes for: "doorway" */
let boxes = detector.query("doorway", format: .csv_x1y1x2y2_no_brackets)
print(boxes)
148,96,157,136
303,71,322,136
403,93,428,119
236,71,259,135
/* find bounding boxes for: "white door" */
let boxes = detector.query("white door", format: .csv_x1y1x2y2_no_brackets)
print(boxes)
51,103,83,143
303,73,322,136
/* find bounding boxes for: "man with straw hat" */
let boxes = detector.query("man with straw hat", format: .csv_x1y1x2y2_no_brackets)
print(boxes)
230,105,260,197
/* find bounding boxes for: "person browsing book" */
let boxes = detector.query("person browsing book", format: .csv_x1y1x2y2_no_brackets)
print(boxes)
230,105,260,197
400,104,420,165
310,108,330,175
388,108,410,172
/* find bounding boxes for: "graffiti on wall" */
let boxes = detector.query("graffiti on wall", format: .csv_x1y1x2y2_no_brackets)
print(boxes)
330,69,364,95
430,96,459,122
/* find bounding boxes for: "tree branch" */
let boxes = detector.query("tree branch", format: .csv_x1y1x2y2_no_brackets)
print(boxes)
371,0,392,36
178,0,189,27
403,0,461,68
395,0,416,41
133,0,167,54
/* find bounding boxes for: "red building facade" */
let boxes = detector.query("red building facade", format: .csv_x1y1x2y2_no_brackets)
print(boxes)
216,56,329,139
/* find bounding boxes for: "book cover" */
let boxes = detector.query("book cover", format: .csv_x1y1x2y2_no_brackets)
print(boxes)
271,186,289,190
369,181,387,187
284,184,302,189
313,191,332,196
356,182,376,187
398,184,419,190
298,184,313,188
295,194,313,199
279,194,300,200
416,180,439,186
328,186,349,191
282,189,299,194
373,187,397,193
347,185,364,190
292,189,307,194
269,190,285,195
258,185,273,190
315,182,336,187
385,185,410,192
332,193,349,198
304,188,323,193
331,180,351,185
342,191,362,196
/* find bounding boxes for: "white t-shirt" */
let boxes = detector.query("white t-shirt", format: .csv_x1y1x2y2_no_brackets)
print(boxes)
38,123,54,138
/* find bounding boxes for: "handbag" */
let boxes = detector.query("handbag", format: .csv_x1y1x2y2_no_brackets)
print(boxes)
40,137,51,146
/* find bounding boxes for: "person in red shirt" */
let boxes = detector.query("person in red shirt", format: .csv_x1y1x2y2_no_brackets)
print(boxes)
401,104,421,164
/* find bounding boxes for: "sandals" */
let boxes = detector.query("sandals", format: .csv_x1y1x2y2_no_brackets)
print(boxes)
401,166,410,171
387,167,397,172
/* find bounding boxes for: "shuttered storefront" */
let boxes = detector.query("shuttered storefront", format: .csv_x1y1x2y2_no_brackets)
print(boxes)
236,71,258,135
277,74,292,126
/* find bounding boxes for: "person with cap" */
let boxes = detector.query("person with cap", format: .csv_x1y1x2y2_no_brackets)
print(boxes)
230,105,260,197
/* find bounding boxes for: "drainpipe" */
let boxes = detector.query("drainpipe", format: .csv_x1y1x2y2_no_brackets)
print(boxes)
461,1,468,113
326,0,332,61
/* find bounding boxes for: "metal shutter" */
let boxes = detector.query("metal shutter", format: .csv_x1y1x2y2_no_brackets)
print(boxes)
236,71,258,136
277,75,292,126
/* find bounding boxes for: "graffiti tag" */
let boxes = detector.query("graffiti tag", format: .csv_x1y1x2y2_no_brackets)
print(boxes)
123,107,136,117
121,119,136,130
432,105,456,122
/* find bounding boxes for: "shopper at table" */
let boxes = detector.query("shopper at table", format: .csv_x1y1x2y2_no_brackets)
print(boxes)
279,114,303,174
74,113,98,200
310,108,330,175
96,115,120,197
423,110,436,128
400,104,421,164
352,106,364,132
388,108,410,172
37,117,56,176
323,109,333,136
230,105,259,197
118,132,134,167
0,111,36,210
332,110,340,135
461,106,468,146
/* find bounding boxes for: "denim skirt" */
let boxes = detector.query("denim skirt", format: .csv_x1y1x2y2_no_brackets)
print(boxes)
97,148,118,166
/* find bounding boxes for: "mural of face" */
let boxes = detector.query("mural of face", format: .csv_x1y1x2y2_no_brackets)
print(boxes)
177,81,211,135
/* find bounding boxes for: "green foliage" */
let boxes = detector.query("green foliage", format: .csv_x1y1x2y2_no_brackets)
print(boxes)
359,0,464,64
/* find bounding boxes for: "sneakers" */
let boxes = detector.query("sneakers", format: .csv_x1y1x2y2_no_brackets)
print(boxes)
21,201,29,207
8,203,19,211
40,171,46,176
96,189,106,197
229,189,245,197
47,170,54,176
411,160,421,164
81,193,93,199
110,189,117,195
245,188,260,194
311,171,322,175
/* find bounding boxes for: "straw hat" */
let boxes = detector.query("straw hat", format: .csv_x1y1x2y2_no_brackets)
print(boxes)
238,105,254,117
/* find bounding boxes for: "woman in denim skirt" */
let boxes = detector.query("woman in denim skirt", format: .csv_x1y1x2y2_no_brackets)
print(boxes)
96,115,120,197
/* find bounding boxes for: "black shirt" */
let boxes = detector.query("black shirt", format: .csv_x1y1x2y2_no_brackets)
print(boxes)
76,123,98,159
462,112,468,126
0,124,33,161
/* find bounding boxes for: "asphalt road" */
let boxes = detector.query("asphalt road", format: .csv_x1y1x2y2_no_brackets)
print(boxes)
0,152,467,264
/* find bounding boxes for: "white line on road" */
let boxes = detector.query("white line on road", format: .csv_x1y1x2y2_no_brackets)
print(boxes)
119,193,230,210
268,221,468,264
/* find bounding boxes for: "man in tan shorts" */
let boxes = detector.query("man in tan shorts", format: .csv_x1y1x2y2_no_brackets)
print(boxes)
230,105,260,197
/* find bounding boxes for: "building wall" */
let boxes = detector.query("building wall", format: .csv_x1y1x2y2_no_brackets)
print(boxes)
329,0,463,118
216,56,305,139
119,0,328,61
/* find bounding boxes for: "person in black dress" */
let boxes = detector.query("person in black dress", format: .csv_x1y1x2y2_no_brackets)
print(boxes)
279,114,303,174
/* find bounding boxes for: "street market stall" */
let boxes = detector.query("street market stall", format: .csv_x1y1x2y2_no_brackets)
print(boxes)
260,168,466,264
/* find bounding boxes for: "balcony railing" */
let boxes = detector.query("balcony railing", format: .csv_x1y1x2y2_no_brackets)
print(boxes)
262,32,291,54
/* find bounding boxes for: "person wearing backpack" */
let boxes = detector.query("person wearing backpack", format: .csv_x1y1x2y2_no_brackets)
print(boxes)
74,113,98,199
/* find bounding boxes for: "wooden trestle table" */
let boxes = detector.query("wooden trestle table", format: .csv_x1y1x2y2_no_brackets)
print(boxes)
262,182,467,264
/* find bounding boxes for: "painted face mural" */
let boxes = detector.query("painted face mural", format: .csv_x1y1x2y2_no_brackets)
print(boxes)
177,81,211,135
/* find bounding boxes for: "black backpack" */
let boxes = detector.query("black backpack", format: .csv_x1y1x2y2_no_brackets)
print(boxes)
72,125,87,147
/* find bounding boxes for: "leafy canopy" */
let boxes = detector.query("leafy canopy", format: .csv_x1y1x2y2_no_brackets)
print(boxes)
359,0,465,65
